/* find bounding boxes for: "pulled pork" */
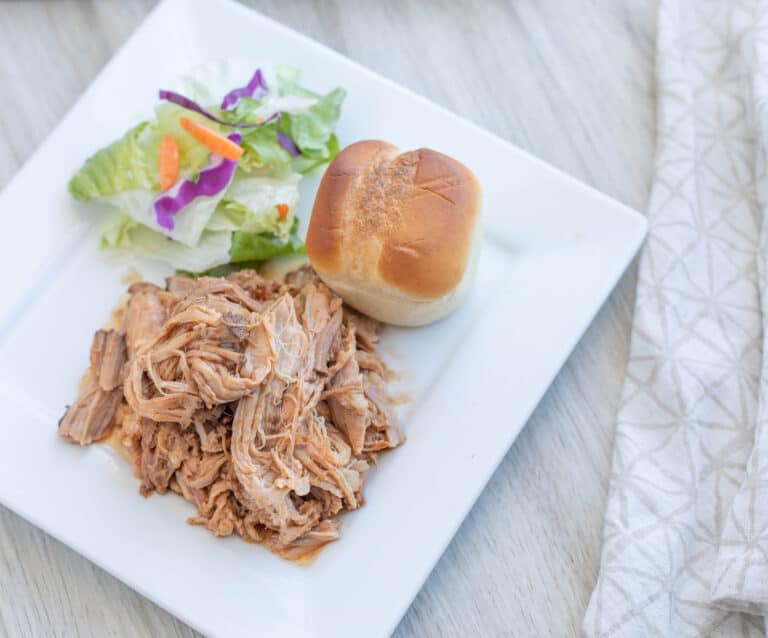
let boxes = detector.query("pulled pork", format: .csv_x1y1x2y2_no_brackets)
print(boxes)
59,267,403,558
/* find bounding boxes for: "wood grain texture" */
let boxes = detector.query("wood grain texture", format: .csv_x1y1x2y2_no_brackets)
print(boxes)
0,1,658,636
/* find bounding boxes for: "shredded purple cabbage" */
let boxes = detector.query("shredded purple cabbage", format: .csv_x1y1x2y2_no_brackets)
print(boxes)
153,132,242,231
277,129,300,156
158,90,263,128
220,69,268,110
273,113,300,156
157,70,302,163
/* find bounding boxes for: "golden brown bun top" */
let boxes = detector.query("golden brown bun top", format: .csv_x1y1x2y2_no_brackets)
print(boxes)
306,140,481,300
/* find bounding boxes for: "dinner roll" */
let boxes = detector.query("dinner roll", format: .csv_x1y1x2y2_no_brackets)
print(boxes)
306,140,481,326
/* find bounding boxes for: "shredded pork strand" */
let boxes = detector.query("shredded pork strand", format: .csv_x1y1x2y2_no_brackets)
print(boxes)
58,267,403,559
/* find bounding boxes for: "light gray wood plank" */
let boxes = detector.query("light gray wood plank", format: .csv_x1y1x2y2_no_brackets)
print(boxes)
0,0,658,636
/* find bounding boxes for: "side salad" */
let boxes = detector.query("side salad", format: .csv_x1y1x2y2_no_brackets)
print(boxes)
68,62,345,272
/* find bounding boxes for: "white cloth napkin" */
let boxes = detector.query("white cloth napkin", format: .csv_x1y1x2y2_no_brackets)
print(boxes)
584,1,768,635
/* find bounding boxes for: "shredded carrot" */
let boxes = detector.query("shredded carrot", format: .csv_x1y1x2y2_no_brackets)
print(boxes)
158,134,179,192
179,116,243,161
276,203,289,220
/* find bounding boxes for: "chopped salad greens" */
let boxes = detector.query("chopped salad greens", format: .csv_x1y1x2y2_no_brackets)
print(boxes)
68,61,344,272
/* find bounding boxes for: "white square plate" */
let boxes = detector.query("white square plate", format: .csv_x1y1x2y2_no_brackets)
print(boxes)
0,1,646,636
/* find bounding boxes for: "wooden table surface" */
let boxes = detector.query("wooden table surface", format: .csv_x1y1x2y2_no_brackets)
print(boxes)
0,1,657,636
